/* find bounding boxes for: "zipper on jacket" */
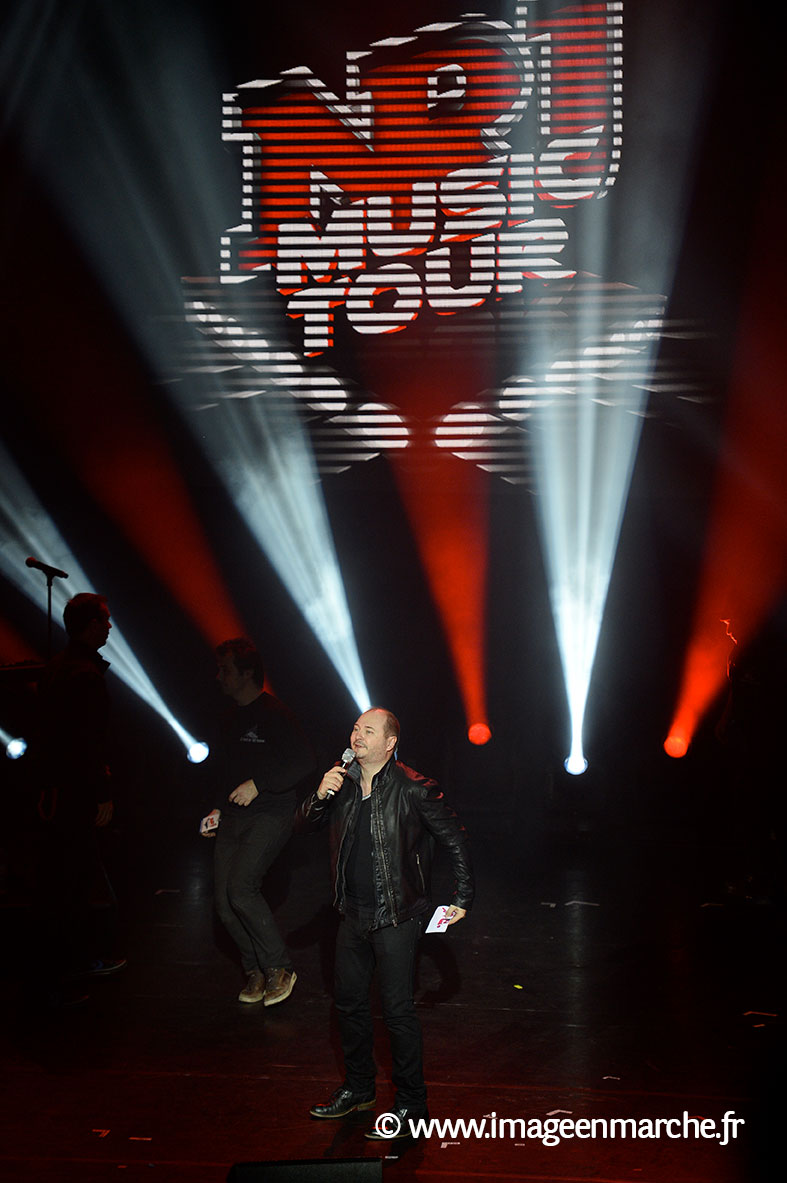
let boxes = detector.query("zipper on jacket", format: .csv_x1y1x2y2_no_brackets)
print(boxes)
334,789,359,912
371,773,398,925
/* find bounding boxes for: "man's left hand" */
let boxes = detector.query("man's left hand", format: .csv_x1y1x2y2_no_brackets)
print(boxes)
444,906,467,926
229,779,259,806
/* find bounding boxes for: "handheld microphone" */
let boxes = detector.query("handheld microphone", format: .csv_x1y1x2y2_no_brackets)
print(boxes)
326,748,356,797
26,557,69,580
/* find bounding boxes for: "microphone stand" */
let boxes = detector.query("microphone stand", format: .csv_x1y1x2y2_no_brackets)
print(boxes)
45,570,55,661
25,561,69,661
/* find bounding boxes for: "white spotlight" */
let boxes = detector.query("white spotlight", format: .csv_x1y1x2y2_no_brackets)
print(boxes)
187,741,210,764
5,736,27,760
534,319,663,777
564,751,588,776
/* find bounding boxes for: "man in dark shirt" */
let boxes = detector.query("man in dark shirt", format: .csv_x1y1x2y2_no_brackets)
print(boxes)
34,592,124,1002
37,593,114,828
300,708,473,1137
205,638,314,1006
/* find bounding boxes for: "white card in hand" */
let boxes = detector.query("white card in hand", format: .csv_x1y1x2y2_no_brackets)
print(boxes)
199,809,220,835
426,905,452,933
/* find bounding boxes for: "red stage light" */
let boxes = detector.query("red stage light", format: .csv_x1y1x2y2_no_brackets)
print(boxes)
391,440,490,746
16,337,245,646
468,722,492,746
4,207,246,649
666,185,787,754
663,733,688,759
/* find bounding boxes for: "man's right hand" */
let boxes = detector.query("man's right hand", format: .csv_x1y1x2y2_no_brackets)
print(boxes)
316,767,346,800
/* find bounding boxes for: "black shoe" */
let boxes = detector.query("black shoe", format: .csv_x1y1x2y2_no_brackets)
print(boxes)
310,1086,376,1119
84,958,127,977
365,1105,429,1140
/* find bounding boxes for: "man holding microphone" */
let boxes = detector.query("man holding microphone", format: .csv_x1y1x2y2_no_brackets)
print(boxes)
300,707,473,1138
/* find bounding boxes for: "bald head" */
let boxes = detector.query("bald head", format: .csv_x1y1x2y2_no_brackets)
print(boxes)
350,707,400,777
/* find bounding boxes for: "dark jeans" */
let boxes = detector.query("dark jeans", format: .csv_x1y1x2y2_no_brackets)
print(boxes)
213,808,293,973
37,813,117,977
334,910,426,1109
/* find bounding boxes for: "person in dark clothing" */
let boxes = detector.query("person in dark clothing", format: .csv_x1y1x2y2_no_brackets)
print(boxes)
204,638,314,1006
33,592,125,1003
300,708,474,1138
37,593,114,827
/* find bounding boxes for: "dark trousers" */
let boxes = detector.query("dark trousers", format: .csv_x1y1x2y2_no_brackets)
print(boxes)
334,910,426,1109
213,808,293,973
37,814,117,977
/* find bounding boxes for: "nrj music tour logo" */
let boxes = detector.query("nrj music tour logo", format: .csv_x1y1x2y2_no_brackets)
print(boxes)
217,2,623,357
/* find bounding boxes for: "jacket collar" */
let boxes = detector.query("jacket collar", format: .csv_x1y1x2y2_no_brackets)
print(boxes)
65,638,110,675
370,753,397,790
346,752,396,790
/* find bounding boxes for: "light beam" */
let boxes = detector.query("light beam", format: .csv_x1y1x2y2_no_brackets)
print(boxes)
666,187,787,756
0,441,206,759
525,0,717,773
0,2,371,715
173,350,372,713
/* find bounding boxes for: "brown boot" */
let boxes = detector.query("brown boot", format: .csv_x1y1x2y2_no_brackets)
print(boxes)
263,967,296,1006
238,970,265,1003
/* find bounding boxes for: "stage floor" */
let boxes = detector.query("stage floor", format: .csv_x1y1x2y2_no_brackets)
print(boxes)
0,785,781,1182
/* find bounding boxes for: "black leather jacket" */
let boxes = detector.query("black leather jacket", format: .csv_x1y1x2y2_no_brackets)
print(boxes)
299,755,474,928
